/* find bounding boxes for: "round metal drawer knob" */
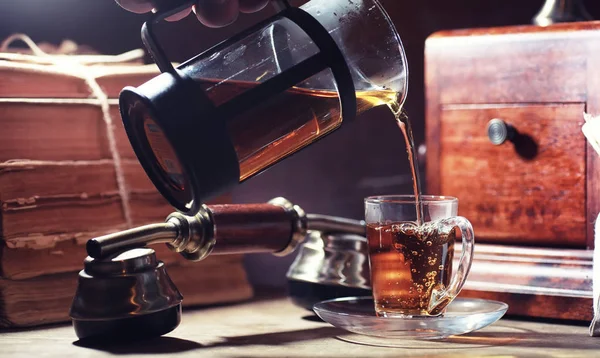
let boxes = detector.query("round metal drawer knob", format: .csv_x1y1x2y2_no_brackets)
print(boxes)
487,119,516,145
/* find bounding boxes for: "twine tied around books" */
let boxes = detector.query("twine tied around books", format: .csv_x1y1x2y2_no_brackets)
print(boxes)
0,34,144,228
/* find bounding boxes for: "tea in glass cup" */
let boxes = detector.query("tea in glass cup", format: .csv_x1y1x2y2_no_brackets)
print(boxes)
364,195,474,317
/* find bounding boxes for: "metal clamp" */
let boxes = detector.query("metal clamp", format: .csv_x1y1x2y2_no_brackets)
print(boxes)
269,197,308,257
166,206,215,261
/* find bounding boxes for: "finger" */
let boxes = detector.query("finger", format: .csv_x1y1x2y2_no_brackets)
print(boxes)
166,7,193,21
193,0,239,28
238,0,268,13
115,0,154,13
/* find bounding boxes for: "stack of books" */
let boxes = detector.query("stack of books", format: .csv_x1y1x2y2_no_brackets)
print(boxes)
0,47,252,327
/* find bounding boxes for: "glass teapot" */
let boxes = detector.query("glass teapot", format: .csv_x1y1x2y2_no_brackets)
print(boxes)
119,0,408,214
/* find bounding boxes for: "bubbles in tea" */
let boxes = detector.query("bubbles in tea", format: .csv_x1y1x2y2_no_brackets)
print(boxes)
366,222,456,317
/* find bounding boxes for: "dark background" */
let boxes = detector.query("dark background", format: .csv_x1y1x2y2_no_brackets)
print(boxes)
2,0,599,287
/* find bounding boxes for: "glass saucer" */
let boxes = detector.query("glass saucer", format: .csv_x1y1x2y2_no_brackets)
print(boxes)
313,296,508,346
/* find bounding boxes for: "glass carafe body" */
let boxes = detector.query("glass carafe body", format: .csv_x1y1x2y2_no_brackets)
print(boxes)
122,0,407,213
177,0,407,180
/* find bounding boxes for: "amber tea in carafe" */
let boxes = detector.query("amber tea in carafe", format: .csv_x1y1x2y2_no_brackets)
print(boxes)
212,81,402,180
119,0,407,215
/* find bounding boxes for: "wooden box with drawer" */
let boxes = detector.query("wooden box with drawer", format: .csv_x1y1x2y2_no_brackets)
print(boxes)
425,22,600,321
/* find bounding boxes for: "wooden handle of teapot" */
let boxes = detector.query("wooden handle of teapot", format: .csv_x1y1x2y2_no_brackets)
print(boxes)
208,203,293,255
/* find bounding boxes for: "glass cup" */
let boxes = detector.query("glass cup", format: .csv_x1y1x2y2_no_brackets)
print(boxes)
364,195,474,317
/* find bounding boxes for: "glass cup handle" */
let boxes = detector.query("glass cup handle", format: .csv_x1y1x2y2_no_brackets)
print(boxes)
428,216,475,315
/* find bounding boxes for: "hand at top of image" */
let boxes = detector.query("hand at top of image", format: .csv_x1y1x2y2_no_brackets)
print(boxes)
115,0,270,28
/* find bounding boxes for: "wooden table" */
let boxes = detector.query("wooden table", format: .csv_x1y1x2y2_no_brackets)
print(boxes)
1,298,599,357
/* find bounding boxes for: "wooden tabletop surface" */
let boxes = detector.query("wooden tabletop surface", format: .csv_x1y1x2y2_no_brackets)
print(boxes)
1,298,599,357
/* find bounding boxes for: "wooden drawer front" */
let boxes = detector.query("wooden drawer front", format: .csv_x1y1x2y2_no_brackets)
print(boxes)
439,104,586,247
